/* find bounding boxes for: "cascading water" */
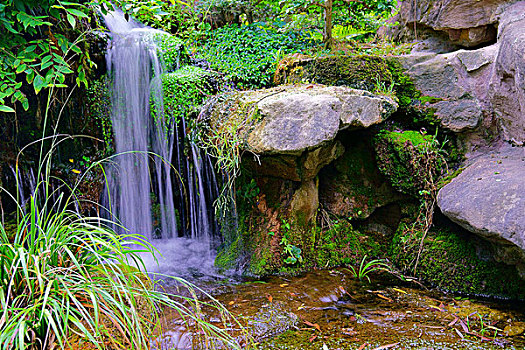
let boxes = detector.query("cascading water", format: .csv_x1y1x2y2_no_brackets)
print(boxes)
103,10,220,278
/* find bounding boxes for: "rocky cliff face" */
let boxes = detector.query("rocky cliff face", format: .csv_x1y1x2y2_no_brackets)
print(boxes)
386,1,525,280
391,1,525,146
202,52,524,298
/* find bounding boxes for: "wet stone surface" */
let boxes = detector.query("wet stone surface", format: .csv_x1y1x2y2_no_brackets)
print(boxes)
159,268,525,349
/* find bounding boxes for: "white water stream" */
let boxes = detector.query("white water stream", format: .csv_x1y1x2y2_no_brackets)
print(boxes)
103,10,219,279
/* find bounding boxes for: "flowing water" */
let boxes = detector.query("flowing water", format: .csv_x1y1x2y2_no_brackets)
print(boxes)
158,269,525,350
103,10,219,277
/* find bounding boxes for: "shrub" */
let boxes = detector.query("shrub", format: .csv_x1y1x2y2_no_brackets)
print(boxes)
194,23,315,89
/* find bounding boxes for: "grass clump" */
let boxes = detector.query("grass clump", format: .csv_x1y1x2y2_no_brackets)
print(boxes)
0,137,245,349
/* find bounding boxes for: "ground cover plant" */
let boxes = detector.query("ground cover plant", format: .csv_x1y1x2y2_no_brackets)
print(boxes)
193,22,315,89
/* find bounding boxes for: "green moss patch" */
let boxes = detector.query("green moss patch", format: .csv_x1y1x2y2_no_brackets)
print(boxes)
155,34,190,72
373,130,445,197
158,66,217,125
390,224,525,299
274,55,395,92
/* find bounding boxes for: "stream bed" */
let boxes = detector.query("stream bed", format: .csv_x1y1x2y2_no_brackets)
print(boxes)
156,267,525,350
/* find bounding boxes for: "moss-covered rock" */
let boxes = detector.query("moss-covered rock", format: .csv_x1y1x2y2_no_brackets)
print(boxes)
274,54,396,92
390,224,525,299
215,169,386,276
158,65,218,124
156,34,190,72
373,130,445,197
319,130,403,220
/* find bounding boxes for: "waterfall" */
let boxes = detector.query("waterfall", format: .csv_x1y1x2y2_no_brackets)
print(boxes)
103,10,219,277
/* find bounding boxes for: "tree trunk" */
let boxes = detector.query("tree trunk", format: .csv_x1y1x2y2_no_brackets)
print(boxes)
323,0,334,49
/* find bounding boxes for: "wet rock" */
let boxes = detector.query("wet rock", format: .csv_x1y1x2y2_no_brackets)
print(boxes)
504,321,525,336
289,179,319,227
437,146,525,271
248,302,299,340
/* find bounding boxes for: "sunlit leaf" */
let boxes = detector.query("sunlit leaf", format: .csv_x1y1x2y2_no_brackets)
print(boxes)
0,105,15,113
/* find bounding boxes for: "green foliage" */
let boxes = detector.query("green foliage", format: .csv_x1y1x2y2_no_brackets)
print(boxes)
279,222,303,265
159,66,216,128
347,255,390,283
195,23,315,89
0,0,96,112
262,0,397,44
156,34,189,71
114,0,195,35
0,175,244,349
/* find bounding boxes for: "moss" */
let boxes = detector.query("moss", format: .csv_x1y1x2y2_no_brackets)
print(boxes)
373,130,445,197
157,65,217,126
308,220,383,269
390,224,525,299
215,236,242,271
275,54,396,92
155,34,190,72
436,167,465,189
85,75,112,155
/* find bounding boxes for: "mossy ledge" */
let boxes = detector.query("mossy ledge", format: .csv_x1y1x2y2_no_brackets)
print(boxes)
390,224,525,299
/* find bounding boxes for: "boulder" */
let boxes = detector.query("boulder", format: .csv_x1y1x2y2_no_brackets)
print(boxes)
488,1,525,145
398,51,490,132
437,146,525,270
244,85,398,155
394,0,510,47
202,84,397,181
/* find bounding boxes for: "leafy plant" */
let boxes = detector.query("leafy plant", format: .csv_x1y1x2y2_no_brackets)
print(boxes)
280,235,303,265
348,255,390,283
0,170,245,349
0,0,97,113
194,23,315,89
0,72,245,348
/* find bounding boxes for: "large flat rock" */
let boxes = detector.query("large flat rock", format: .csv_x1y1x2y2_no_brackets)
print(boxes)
437,146,525,265
245,85,398,154
201,84,397,181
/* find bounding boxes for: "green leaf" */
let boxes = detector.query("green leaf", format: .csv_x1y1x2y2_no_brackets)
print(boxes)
26,69,35,84
33,75,45,94
55,65,73,74
0,105,16,113
66,8,88,18
16,63,27,73
66,13,76,28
